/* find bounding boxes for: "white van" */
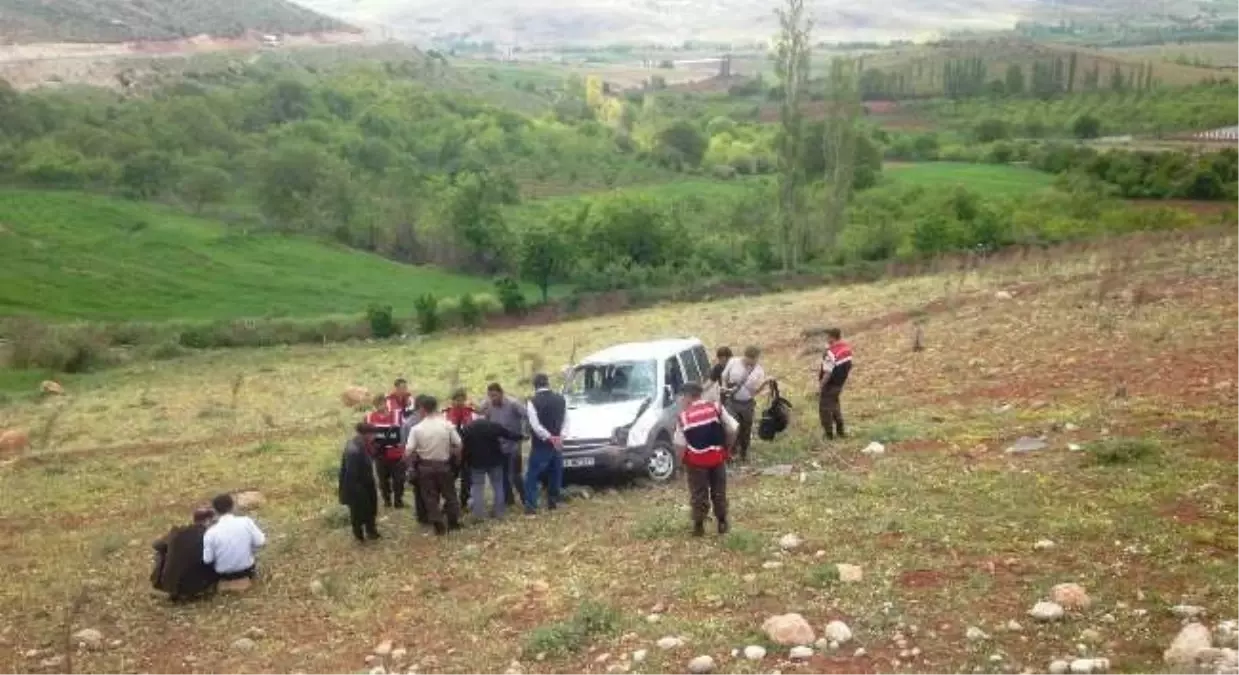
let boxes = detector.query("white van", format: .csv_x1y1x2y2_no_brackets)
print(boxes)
558,337,712,482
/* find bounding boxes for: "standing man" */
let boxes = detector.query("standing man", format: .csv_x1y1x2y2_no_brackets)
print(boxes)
339,422,382,543
386,378,413,418
720,345,769,463
673,382,739,536
524,373,566,515
444,388,477,511
366,395,406,509
402,394,430,525
818,328,853,440
405,395,464,535
202,493,266,581
479,382,526,508
460,417,524,520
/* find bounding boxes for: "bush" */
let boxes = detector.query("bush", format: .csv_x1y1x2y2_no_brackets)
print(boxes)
1072,114,1102,139
457,293,482,328
413,294,440,334
522,601,621,656
366,304,399,339
1085,438,1159,465
494,276,527,315
974,118,1010,143
7,320,115,373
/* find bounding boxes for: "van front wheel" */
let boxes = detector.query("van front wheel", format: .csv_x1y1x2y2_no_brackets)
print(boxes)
646,439,676,482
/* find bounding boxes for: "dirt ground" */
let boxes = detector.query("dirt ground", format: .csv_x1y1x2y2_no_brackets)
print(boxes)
0,229,1235,674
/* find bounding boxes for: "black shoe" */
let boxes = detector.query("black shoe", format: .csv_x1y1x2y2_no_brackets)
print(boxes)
717,520,730,535
692,521,705,537
367,530,382,540
524,506,537,516
433,522,447,536
547,503,558,511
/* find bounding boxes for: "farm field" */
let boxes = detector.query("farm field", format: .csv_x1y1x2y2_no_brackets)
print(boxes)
882,163,1057,196
0,228,1235,674
1102,42,1239,69
0,190,519,321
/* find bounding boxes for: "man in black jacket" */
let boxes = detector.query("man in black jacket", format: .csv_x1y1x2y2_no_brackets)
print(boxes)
524,373,567,514
339,423,382,543
460,417,525,520
152,507,218,602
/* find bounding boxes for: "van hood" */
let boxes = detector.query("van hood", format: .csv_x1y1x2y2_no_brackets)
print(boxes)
563,399,648,440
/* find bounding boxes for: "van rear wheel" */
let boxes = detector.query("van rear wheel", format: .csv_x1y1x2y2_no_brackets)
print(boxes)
646,438,676,482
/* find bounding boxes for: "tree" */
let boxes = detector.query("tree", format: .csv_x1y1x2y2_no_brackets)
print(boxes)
655,121,707,167
1072,114,1102,139
974,118,1010,143
1005,64,1025,96
520,220,573,302
178,163,232,212
1067,52,1079,93
772,0,812,270
440,170,518,274
820,57,862,254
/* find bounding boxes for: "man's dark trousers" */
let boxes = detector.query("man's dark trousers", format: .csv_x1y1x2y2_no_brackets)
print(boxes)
819,384,845,439
686,464,727,525
375,457,406,507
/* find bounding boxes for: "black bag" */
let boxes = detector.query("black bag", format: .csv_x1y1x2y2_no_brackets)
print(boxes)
757,380,792,441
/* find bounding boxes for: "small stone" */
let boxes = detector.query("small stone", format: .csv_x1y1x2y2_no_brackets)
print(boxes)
789,646,814,660
763,613,816,646
1100,614,1116,624
762,561,784,570
854,648,867,658
1165,623,1213,667
744,645,767,660
40,380,64,396
836,563,863,583
1133,609,1149,618
1006,620,1023,632
1067,443,1084,452
1064,423,1080,432
1172,605,1207,619
861,441,886,456
742,573,758,583
646,614,662,624
651,602,667,614
911,647,922,657
1052,583,1092,610
370,667,387,675
234,490,264,511
779,533,804,550
824,620,853,644
1029,602,1066,621
995,290,1014,300
815,638,830,651
374,641,394,657
1070,657,1110,674
828,640,840,651
967,626,990,641
39,655,64,668
365,655,378,665
392,649,407,662
73,628,104,650
814,550,826,558
1050,660,1070,674
632,649,648,663
1080,629,1102,644
246,627,267,640
990,654,1005,663
232,637,257,652
504,661,524,675
1216,621,1239,648
595,653,611,663
528,579,550,593
657,636,685,650
1034,539,1056,550
688,655,715,673
1006,437,1048,454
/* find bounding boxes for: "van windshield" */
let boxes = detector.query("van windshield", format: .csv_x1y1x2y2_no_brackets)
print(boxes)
564,360,658,405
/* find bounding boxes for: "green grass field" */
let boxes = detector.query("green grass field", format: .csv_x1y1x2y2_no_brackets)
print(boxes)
0,190,508,321
883,162,1057,196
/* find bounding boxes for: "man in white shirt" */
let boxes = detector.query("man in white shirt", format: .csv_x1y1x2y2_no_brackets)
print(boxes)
202,493,266,580
720,345,769,462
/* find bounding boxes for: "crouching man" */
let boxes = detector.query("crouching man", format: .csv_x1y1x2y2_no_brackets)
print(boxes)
673,382,739,537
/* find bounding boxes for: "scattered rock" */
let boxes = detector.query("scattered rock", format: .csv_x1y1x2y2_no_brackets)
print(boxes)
370,667,387,675
762,613,816,646
1034,539,1056,551
1216,621,1239,649
1100,614,1116,624
595,653,611,664
1029,602,1066,621
824,620,853,644
309,579,325,596
967,626,991,641
1080,629,1102,644
365,656,379,666
1067,443,1084,452
245,627,266,640
656,636,685,650
391,648,407,662
528,580,550,593
646,614,663,624
341,386,370,407
504,660,524,675
742,573,758,583
632,649,648,663
861,442,886,456
990,654,1005,663
231,637,257,653
814,638,830,651
779,533,804,550
1133,609,1149,618
1172,605,1207,619
854,648,867,658
995,290,1014,300
687,655,715,673
1070,657,1110,674
1052,583,1092,610
39,656,65,669
73,628,104,650
1200,648,1239,674
0,428,30,453
1006,620,1023,632
731,644,762,661
1064,423,1080,432
1049,661,1070,675
234,490,264,511
789,646,814,660
1005,437,1048,454
374,641,393,657
836,563,864,583
40,380,63,396
760,464,795,477
650,602,667,614
761,561,784,570
1165,623,1213,667
814,550,826,558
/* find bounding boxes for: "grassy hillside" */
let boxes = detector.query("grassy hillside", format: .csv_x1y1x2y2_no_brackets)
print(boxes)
0,229,1234,673
0,190,503,321
884,162,1056,196
0,0,348,43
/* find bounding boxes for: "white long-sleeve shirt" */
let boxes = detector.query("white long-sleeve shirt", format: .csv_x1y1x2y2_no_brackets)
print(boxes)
203,513,266,574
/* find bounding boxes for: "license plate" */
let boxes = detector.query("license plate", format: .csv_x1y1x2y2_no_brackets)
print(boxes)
563,457,595,468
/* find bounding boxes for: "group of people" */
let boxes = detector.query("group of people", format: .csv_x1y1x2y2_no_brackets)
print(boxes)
338,374,570,541
150,493,267,602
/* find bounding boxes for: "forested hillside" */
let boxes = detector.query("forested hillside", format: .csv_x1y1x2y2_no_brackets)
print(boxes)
0,0,348,43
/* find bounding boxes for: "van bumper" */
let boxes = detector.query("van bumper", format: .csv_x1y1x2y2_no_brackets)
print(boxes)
560,443,651,477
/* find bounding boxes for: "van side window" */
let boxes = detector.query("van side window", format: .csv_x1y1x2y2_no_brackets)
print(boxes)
678,349,702,384
665,357,685,395
692,346,711,379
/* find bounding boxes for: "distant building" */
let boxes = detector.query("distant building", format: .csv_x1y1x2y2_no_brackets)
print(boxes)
1191,126,1239,142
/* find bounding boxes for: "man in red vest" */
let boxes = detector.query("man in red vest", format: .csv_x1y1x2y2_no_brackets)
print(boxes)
818,328,854,440
444,388,478,511
366,395,406,509
674,382,739,537
386,378,413,420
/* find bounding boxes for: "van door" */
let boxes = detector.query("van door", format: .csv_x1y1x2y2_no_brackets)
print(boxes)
678,349,703,385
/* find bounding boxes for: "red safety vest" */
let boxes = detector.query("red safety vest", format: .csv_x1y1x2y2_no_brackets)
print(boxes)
365,410,404,462
678,400,727,469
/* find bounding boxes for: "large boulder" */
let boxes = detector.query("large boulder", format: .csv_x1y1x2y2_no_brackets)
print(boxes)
1051,583,1092,611
1165,623,1213,667
234,490,264,511
341,386,370,408
762,613,816,646
0,429,30,453
40,380,64,396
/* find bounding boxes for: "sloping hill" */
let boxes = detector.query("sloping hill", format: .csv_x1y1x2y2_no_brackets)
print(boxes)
0,0,349,44
0,190,499,321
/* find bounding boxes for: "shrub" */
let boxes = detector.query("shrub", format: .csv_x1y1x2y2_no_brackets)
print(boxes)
494,276,527,315
458,293,482,328
1085,438,1160,465
7,320,115,373
522,601,621,656
805,564,841,588
1072,114,1103,139
974,118,1010,143
413,294,440,334
366,304,399,339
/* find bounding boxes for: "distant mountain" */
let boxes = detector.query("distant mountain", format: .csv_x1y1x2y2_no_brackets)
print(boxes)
292,0,1030,45
0,0,350,44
